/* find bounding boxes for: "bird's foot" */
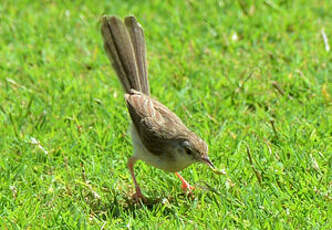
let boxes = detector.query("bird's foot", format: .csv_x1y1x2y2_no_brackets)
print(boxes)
131,189,147,202
175,172,195,197
181,181,195,194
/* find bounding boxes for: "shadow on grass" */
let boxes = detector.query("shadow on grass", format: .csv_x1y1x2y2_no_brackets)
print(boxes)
81,180,223,219
83,189,197,219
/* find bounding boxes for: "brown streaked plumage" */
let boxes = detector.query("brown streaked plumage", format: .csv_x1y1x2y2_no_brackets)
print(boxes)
101,15,217,200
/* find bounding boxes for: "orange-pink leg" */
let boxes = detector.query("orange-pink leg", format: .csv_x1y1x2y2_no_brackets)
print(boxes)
175,172,194,193
128,157,146,201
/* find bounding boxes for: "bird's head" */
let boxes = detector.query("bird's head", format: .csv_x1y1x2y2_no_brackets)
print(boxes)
177,132,226,175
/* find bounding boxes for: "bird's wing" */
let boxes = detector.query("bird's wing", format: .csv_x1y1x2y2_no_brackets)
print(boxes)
125,90,188,155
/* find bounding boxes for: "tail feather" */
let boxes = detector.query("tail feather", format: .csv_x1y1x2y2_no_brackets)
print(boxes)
101,20,132,92
101,16,149,95
125,16,149,95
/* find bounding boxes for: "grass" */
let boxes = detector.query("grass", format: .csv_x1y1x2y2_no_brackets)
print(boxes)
0,0,331,229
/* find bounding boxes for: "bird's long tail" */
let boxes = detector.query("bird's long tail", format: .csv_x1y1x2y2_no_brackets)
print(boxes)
101,16,150,95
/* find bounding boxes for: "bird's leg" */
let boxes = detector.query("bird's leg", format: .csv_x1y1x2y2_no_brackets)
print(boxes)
127,156,146,201
175,172,194,193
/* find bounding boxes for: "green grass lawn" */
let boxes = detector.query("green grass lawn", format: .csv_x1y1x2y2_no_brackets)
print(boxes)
0,0,331,229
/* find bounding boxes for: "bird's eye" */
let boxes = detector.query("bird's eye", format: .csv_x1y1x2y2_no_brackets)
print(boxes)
185,148,192,155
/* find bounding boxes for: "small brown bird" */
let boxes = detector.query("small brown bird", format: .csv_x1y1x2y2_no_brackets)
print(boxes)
101,16,223,200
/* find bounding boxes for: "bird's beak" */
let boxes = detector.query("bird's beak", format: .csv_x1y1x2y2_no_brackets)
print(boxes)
201,156,227,175
201,156,216,169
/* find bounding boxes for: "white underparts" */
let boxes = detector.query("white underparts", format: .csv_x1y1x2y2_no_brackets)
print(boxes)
130,124,194,172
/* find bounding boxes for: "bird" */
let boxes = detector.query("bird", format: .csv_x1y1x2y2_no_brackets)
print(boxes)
101,15,224,201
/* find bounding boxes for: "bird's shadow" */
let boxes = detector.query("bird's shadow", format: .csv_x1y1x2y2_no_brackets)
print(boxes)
84,181,222,219
85,190,197,219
